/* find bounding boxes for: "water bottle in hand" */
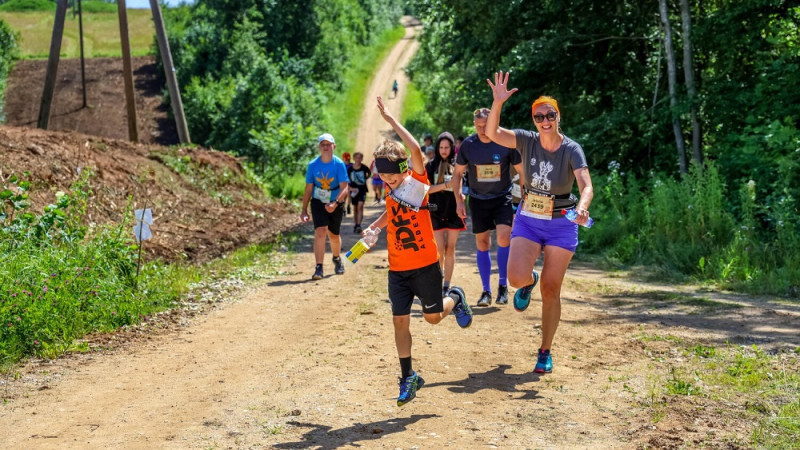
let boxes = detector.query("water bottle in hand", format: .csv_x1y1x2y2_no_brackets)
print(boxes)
345,227,381,264
562,208,594,228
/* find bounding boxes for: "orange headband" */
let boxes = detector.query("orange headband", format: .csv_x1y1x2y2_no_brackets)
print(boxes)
531,96,560,118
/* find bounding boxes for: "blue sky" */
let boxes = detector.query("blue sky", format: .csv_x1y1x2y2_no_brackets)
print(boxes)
125,0,194,9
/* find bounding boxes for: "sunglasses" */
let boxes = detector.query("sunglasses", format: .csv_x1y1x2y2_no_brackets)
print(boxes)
533,111,558,123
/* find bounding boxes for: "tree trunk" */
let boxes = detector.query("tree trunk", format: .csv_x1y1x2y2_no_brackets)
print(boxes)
680,0,702,167
659,0,687,174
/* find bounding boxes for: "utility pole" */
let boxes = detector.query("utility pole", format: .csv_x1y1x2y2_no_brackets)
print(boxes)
150,0,191,144
117,0,138,142
38,0,68,130
78,0,87,108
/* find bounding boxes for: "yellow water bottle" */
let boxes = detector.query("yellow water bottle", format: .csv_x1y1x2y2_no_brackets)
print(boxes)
345,227,380,264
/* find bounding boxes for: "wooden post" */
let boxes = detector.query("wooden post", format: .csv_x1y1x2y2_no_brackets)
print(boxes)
117,0,139,142
37,0,68,130
78,0,87,108
149,0,191,144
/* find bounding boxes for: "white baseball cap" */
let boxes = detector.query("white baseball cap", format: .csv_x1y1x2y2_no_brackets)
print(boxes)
318,133,335,144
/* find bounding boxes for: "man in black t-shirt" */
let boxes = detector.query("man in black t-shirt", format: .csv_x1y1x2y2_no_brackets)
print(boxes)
347,152,371,234
452,108,523,307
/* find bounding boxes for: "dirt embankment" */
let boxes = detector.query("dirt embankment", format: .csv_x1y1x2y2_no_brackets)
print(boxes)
0,125,296,263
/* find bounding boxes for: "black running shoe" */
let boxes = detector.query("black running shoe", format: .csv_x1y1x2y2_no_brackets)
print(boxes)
312,264,323,280
476,290,492,307
495,285,509,305
333,256,345,275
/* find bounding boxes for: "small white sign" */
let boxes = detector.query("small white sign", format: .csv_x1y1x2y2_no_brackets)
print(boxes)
133,208,153,242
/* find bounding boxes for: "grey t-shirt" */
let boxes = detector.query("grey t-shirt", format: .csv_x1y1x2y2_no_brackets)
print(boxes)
514,129,588,209
455,134,521,200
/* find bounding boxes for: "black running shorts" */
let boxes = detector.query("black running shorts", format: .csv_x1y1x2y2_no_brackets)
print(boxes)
388,262,444,316
431,214,466,231
310,198,344,235
468,194,514,234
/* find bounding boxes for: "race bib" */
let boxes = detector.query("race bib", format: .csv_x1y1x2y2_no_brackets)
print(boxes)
443,175,453,192
511,183,522,199
389,175,429,211
313,187,332,203
350,189,359,198
475,164,501,182
521,191,554,219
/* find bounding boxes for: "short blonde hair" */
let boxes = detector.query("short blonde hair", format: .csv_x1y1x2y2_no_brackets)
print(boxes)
373,140,408,161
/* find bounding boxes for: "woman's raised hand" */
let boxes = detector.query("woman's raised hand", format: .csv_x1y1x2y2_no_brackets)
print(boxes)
487,70,518,103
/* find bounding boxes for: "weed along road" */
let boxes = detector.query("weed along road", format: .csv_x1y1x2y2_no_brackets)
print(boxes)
2,16,799,450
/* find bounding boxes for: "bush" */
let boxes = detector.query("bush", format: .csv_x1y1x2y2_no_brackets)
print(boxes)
0,18,19,122
0,0,55,12
78,0,117,13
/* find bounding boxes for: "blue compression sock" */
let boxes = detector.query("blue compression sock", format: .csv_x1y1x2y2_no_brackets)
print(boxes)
497,245,510,287
477,249,492,292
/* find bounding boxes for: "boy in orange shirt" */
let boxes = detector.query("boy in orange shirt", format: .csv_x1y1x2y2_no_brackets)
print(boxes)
364,96,473,406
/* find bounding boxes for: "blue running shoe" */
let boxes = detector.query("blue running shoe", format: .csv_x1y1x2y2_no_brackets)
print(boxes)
448,286,473,328
397,371,425,406
513,270,540,312
534,348,552,374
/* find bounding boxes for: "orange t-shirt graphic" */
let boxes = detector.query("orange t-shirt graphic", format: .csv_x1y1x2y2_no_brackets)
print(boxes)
385,170,439,271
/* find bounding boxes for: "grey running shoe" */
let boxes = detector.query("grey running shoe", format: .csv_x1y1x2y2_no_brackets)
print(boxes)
476,290,492,307
333,256,345,275
496,285,509,305
312,264,323,280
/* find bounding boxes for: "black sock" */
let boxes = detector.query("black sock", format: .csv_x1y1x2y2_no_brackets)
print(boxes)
400,357,413,379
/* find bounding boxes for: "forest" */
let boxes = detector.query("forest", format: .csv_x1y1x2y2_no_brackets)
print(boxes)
404,0,799,295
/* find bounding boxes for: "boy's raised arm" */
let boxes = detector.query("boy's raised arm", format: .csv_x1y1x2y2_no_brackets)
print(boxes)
376,96,424,175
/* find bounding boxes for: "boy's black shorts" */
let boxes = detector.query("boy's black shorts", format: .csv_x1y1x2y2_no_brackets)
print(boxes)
388,261,443,316
468,194,514,234
349,186,368,204
310,198,344,235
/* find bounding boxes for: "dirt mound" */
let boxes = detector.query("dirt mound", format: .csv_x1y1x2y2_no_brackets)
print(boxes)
4,56,178,145
0,124,298,263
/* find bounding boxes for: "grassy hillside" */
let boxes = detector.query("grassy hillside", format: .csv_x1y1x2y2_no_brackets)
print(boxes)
0,9,155,59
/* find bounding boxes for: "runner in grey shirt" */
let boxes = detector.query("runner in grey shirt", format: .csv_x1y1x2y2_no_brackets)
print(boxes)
452,108,523,307
484,70,594,376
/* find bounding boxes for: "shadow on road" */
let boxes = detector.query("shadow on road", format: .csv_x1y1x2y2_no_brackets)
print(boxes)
273,414,439,449
424,364,542,400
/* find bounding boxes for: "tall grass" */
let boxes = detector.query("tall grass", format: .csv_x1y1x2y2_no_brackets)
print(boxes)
1,172,181,365
582,161,800,296
1,169,297,368
0,9,155,59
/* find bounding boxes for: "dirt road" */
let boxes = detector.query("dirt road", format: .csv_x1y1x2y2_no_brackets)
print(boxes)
3,17,799,450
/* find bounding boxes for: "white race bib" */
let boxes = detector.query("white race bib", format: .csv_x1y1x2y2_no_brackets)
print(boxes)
390,175,429,210
313,187,332,203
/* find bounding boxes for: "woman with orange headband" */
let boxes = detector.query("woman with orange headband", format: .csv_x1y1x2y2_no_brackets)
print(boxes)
484,70,594,375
